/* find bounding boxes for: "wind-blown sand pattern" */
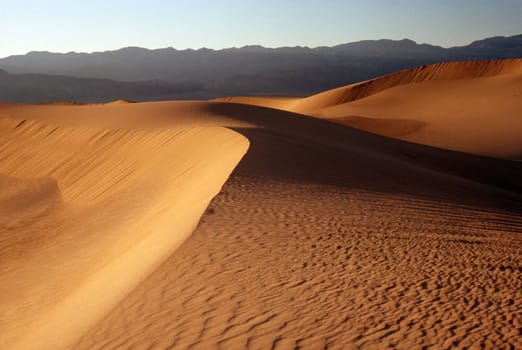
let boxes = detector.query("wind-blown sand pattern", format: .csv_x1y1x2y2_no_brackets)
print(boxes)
0,59,521,349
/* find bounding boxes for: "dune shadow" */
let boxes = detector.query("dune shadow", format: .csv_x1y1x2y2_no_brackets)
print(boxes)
206,102,522,212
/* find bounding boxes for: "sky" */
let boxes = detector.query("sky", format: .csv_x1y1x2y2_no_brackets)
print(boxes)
1,0,521,58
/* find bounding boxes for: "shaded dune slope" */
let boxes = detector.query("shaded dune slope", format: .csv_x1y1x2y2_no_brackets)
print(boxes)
0,116,248,350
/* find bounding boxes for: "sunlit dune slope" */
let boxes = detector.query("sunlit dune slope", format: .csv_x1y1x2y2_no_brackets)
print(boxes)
0,116,248,350
215,59,522,159
292,59,522,111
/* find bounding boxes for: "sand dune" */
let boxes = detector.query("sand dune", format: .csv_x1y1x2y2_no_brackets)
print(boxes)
292,59,522,111
0,116,248,349
67,99,520,349
215,59,522,159
1,59,521,349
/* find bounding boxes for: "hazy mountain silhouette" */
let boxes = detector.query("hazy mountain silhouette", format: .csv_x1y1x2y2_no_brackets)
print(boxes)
464,35,522,51
0,71,203,103
0,34,521,103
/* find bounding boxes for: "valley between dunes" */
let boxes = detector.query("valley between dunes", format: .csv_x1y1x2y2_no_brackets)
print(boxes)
0,59,521,349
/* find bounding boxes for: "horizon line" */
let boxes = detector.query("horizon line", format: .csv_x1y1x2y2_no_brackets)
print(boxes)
2,33,520,60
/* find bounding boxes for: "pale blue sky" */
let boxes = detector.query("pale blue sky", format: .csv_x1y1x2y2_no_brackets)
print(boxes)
1,0,521,57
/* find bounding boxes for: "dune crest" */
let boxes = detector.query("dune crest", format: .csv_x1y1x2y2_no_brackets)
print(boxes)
104,99,135,104
0,116,248,350
292,59,522,111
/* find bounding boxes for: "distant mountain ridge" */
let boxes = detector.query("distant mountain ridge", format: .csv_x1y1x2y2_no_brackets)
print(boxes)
0,34,521,103
0,73,203,103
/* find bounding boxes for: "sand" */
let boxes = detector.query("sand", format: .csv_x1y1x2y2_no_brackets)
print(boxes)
216,59,522,159
0,59,521,349
0,117,248,349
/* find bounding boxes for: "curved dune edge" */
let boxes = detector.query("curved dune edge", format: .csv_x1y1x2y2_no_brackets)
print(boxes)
213,59,522,159
0,117,249,350
3,59,521,160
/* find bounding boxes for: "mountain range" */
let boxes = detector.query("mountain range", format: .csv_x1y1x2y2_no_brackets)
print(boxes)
1,34,521,103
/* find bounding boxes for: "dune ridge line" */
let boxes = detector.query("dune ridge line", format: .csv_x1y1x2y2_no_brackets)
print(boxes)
0,117,249,349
